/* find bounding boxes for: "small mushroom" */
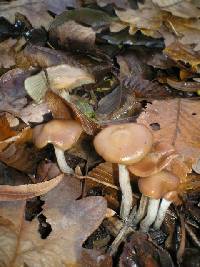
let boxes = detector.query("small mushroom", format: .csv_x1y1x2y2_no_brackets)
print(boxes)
138,171,180,232
128,142,177,177
128,142,178,226
33,119,83,174
93,123,153,220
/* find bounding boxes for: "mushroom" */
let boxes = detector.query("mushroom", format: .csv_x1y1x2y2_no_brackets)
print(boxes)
128,142,177,177
33,119,83,174
138,170,180,232
93,123,153,220
153,191,180,230
128,142,178,225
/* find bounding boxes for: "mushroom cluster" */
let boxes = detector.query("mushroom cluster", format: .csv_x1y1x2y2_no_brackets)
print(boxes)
94,123,180,231
94,123,153,220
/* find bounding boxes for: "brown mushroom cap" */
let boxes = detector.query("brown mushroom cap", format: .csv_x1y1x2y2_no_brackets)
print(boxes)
128,142,177,177
93,123,153,164
33,120,83,150
138,171,180,199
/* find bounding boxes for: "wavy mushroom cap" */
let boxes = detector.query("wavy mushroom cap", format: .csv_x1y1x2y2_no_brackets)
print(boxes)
33,119,83,150
128,142,177,177
93,123,153,164
138,171,180,199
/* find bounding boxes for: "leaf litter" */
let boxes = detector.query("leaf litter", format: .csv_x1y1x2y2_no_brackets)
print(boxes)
0,0,200,266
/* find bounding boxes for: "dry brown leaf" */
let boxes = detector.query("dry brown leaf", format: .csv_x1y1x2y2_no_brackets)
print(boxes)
115,3,162,37
115,0,200,50
164,42,200,73
45,91,72,120
49,20,96,50
161,1,200,19
0,0,54,29
87,162,119,210
0,174,63,201
97,0,132,9
0,68,34,115
137,99,200,178
0,114,17,141
67,99,100,135
0,38,17,68
0,125,38,173
0,177,107,266
19,102,50,124
16,44,78,69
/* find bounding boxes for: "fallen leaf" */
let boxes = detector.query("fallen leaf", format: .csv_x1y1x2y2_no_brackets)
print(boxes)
0,38,17,68
49,7,113,30
49,20,96,51
0,0,54,29
137,99,200,171
0,68,34,115
97,0,133,9
16,44,78,69
87,162,119,210
0,177,107,266
0,161,63,200
119,232,175,267
0,114,17,141
164,42,200,73
0,174,63,201
19,102,50,124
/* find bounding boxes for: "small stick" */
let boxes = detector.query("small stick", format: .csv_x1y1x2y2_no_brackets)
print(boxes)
108,206,137,256
185,223,200,248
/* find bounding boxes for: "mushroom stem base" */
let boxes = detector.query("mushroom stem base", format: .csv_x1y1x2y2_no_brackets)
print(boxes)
54,146,74,174
140,198,160,232
154,198,172,230
118,164,133,221
133,194,148,226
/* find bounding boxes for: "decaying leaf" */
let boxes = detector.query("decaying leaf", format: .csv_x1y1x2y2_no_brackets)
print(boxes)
115,0,200,50
137,99,200,177
49,20,96,51
87,162,119,210
0,0,54,29
19,102,50,124
0,68,34,115
119,232,175,267
0,174,63,201
0,38,17,68
0,177,107,266
164,42,200,73
49,7,113,30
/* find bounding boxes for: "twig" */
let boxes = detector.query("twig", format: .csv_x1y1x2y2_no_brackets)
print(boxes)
185,223,200,248
177,213,186,263
108,206,137,256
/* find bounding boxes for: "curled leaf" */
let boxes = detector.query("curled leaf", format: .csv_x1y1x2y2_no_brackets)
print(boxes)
0,174,63,201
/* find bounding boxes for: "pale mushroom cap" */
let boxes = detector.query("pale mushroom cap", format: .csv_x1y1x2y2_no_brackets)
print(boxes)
138,171,180,199
33,120,83,150
93,123,153,164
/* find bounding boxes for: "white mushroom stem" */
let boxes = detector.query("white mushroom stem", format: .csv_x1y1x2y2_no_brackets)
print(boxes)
140,198,160,232
54,146,74,174
118,164,133,221
133,194,148,226
153,198,172,230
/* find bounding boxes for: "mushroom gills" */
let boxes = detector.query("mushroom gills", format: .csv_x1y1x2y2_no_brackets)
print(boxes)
54,146,74,174
153,198,172,230
139,198,160,232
